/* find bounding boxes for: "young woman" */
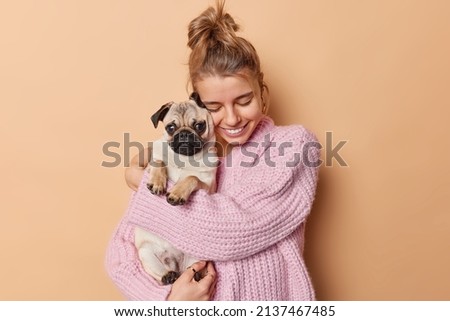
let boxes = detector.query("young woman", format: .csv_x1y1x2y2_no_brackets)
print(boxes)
106,1,320,301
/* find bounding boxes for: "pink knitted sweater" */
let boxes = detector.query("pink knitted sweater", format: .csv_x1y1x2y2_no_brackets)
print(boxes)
105,116,320,300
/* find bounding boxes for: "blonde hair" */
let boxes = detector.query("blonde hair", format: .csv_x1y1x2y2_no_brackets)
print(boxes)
187,0,268,112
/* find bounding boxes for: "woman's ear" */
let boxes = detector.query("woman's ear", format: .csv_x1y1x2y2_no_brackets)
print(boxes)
261,83,270,115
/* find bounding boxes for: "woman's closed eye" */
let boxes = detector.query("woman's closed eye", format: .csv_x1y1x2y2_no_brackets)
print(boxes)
236,97,253,106
204,93,254,111
205,104,222,112
235,92,254,107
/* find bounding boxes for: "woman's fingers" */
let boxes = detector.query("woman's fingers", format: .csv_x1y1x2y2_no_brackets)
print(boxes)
168,261,216,301
209,280,217,298
179,261,208,283
204,262,217,298
199,261,216,285
205,261,216,280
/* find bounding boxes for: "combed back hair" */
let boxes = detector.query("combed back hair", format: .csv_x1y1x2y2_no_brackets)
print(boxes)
187,0,265,91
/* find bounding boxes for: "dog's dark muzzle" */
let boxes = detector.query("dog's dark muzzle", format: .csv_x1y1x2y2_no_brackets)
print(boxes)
170,130,204,156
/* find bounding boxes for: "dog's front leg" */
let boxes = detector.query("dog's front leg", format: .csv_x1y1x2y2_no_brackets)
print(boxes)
147,159,168,195
166,176,209,206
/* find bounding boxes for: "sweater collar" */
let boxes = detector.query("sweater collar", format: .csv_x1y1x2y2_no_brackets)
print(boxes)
246,115,275,144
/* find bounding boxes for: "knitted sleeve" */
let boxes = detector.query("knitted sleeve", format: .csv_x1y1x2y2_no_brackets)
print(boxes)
128,127,320,261
105,201,171,300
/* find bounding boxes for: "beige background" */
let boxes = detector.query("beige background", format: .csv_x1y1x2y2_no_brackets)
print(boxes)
1,0,449,300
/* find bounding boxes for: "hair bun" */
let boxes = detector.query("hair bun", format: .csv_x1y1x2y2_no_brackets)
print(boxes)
187,0,264,92
187,0,240,50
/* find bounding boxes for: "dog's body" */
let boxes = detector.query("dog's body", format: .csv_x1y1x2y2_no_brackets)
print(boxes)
134,97,218,285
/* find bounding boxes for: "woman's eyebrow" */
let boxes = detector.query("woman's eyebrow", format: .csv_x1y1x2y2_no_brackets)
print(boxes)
203,91,254,105
235,91,254,100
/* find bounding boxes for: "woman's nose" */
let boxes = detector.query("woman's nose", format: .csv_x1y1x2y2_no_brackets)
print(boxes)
223,105,240,125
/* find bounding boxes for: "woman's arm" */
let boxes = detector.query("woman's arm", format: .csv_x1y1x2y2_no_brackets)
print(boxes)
128,128,320,261
105,211,171,300
125,147,151,191
105,212,216,300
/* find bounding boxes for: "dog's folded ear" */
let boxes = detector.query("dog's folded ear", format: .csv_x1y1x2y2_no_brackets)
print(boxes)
189,92,207,109
151,102,173,128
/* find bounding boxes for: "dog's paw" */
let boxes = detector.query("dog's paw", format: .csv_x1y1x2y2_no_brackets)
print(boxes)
166,193,186,206
161,271,180,285
147,182,166,195
193,270,203,282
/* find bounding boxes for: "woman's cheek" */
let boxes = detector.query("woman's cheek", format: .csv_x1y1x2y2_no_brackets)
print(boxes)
211,113,222,127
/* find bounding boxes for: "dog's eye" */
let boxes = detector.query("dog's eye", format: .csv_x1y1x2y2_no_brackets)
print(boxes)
165,123,177,134
194,121,206,133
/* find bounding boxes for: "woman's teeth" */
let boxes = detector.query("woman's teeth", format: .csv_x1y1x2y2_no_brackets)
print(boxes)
225,127,244,134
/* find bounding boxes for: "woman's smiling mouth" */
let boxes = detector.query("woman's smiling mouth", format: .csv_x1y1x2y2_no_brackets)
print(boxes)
219,123,248,137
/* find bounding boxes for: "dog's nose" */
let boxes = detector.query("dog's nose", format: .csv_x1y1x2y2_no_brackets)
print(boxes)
170,130,204,156
178,130,191,142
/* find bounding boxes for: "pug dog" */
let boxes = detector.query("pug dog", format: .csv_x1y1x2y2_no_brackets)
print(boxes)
134,93,218,285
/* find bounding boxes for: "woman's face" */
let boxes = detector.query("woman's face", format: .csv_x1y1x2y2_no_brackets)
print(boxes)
195,74,264,150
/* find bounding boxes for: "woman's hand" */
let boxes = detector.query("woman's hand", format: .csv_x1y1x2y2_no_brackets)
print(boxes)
125,148,151,191
167,261,217,301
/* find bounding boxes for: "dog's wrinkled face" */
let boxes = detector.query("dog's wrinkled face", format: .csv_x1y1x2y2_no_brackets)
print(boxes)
151,100,215,156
